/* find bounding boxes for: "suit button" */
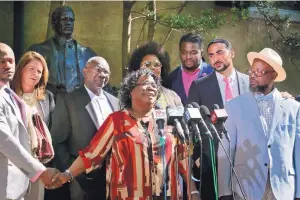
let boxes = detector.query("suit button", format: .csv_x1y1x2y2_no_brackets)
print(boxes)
264,163,268,167
268,144,271,148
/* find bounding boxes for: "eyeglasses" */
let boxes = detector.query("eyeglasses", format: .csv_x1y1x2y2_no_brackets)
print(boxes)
88,67,110,75
135,81,157,88
246,69,276,77
140,60,162,69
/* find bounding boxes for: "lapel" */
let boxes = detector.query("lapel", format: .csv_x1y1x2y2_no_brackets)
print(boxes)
2,90,27,127
246,92,266,135
210,72,224,108
38,99,46,120
236,71,249,94
104,91,118,112
76,87,98,129
268,90,284,141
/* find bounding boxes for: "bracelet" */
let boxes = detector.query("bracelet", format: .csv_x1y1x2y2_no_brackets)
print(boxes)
65,169,74,182
191,190,200,195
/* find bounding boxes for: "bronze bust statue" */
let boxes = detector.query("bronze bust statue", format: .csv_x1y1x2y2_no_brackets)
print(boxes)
28,6,96,95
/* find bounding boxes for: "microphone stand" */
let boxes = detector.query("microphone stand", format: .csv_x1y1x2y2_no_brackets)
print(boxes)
159,132,167,200
187,131,193,200
218,138,248,200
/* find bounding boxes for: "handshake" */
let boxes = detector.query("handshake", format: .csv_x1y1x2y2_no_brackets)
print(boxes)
39,168,73,189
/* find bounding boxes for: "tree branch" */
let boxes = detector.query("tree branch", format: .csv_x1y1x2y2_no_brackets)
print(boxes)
131,16,147,21
161,1,190,46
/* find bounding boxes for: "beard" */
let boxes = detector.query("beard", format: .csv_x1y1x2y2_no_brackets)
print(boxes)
182,64,199,72
250,84,269,93
214,63,229,72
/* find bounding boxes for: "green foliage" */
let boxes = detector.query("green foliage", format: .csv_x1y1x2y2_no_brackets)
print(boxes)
158,8,248,37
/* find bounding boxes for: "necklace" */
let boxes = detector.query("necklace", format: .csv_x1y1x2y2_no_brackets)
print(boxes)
21,92,36,106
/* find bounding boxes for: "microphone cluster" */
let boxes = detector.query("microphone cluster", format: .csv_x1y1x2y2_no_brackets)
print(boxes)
152,103,230,143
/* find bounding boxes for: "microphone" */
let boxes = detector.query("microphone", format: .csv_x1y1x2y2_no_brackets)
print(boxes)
211,104,230,142
180,118,190,141
153,108,166,136
183,104,201,143
166,106,186,143
190,102,213,140
199,105,222,142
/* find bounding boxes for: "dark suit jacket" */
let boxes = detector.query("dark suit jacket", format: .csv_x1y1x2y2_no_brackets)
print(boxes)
188,70,249,200
163,62,214,105
38,90,55,128
51,87,119,197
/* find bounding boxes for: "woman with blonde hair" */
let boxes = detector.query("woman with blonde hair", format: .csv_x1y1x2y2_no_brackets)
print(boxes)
12,51,55,200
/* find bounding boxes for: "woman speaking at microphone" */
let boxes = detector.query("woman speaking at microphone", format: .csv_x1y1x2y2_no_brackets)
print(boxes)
50,69,200,200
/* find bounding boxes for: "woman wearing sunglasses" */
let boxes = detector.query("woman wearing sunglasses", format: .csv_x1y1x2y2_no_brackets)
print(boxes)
128,41,182,109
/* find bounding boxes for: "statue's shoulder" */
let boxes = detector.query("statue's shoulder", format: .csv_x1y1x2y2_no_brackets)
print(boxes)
27,38,55,53
77,42,96,57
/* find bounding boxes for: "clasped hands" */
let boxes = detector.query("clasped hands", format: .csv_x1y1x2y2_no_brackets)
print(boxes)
39,168,72,189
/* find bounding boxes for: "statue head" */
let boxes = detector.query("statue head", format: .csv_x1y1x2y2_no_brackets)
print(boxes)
51,6,75,40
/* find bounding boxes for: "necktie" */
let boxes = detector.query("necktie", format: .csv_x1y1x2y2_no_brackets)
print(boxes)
223,77,233,101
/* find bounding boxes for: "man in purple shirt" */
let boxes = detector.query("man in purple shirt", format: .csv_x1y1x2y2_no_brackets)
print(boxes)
163,33,214,105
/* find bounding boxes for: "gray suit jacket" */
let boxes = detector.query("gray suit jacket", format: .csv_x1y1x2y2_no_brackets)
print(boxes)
51,87,119,171
0,87,45,199
219,90,300,200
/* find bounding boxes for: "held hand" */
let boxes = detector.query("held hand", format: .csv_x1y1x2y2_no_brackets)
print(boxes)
51,171,71,186
280,91,294,99
39,168,62,189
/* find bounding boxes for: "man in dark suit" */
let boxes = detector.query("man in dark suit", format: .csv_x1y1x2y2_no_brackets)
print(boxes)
188,38,249,200
163,33,214,105
51,56,119,200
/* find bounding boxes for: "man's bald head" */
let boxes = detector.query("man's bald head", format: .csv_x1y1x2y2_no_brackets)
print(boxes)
86,56,110,73
0,43,15,58
0,43,15,86
84,56,111,95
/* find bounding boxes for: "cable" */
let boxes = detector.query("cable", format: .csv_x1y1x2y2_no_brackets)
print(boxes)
210,140,219,200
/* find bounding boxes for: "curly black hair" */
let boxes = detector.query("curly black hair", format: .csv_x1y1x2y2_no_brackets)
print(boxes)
128,41,170,81
119,68,162,109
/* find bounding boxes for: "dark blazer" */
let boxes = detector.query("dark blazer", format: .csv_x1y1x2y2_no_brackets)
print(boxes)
163,62,214,105
188,70,249,200
38,90,55,128
51,87,119,197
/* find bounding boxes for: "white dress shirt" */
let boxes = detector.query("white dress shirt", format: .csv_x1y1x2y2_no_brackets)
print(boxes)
216,70,239,105
84,85,112,128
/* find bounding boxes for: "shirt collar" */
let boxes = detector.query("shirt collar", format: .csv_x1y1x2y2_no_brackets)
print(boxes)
254,88,277,102
53,35,74,48
84,85,105,100
216,69,236,83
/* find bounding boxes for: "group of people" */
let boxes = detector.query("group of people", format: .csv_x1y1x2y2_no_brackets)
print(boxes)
0,5,299,200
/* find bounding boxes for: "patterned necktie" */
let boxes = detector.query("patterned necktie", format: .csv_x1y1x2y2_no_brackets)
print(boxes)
223,77,233,101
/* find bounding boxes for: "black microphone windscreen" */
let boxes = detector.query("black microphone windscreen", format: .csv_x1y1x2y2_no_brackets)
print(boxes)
212,104,220,110
200,105,211,117
185,104,193,108
190,102,201,110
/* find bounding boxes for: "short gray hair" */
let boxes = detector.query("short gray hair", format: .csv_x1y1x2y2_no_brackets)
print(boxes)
119,68,161,109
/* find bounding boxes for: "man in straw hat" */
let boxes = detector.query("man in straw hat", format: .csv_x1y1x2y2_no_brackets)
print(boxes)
218,48,300,200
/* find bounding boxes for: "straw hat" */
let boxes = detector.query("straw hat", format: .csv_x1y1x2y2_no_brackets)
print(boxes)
247,48,286,82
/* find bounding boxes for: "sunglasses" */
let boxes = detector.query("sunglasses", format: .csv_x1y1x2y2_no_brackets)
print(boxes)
140,60,162,69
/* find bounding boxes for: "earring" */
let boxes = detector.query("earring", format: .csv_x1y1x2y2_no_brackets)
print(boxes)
129,94,131,98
